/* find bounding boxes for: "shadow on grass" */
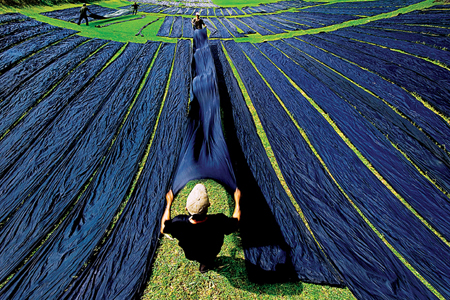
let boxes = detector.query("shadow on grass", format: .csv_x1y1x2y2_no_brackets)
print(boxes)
214,255,304,297
89,14,141,27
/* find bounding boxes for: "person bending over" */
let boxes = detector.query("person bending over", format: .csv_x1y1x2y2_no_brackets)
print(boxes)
191,12,206,30
78,3,90,26
160,184,241,273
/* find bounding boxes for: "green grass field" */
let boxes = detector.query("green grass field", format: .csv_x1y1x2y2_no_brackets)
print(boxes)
0,0,446,298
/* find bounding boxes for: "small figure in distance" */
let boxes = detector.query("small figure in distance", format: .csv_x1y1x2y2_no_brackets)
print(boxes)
191,12,206,30
78,3,90,26
131,2,139,15
160,184,241,273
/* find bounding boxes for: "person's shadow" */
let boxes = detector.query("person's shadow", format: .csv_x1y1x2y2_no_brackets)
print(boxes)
213,255,304,297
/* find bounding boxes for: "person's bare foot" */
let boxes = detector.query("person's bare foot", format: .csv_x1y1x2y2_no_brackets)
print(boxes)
199,263,211,273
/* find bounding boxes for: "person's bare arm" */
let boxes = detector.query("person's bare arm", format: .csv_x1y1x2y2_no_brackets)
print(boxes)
160,190,174,234
232,188,241,222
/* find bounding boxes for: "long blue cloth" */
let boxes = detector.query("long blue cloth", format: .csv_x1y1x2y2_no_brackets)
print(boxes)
171,28,236,194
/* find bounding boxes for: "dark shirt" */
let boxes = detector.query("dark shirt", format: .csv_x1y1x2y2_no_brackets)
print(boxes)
132,3,139,10
164,214,238,263
80,6,89,17
192,18,205,30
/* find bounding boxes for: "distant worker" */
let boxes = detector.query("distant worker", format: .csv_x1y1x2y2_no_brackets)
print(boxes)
78,3,90,26
160,184,241,273
131,2,139,15
191,12,206,30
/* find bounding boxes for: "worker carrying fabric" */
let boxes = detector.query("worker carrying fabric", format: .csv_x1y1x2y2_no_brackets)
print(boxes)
78,3,90,26
160,184,241,273
191,12,206,30
131,2,139,15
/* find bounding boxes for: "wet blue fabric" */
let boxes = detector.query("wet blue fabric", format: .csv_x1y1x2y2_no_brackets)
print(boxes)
204,19,219,38
266,15,309,30
215,8,223,17
164,7,178,15
154,6,168,13
359,23,450,43
301,0,422,16
294,35,450,239
0,28,76,74
228,18,256,34
0,38,107,139
254,40,450,299
0,42,141,226
269,37,450,194
0,42,159,300
226,7,236,16
59,41,185,300
0,42,137,284
281,11,360,26
362,23,450,49
337,27,450,64
0,35,88,99
169,16,182,38
373,10,450,26
211,40,343,285
0,41,123,179
0,13,30,24
41,6,80,20
0,23,57,52
259,15,297,31
253,16,285,34
0,19,44,38
41,5,116,23
276,13,318,28
176,7,186,14
182,17,194,38
139,5,156,13
171,29,236,194
283,37,450,151
310,32,450,119
209,17,233,38
238,17,272,35
157,16,173,37
185,7,195,15
223,39,440,300
233,7,245,15
220,18,245,37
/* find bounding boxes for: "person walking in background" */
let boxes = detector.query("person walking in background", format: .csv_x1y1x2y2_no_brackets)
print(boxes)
78,3,90,26
191,12,206,30
160,184,241,273
131,2,139,15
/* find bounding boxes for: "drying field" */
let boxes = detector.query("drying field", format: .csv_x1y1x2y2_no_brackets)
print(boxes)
0,0,449,299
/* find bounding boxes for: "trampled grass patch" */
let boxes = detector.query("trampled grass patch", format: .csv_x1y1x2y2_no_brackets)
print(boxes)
143,179,355,299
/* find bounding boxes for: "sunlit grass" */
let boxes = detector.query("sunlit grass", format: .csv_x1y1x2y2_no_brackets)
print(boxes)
143,179,355,300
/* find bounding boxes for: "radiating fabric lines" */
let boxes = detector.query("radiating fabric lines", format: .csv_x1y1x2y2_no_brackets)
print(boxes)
243,39,450,299
0,38,107,138
0,41,123,177
59,41,179,300
223,40,439,300
0,41,159,300
214,41,343,286
267,38,450,196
